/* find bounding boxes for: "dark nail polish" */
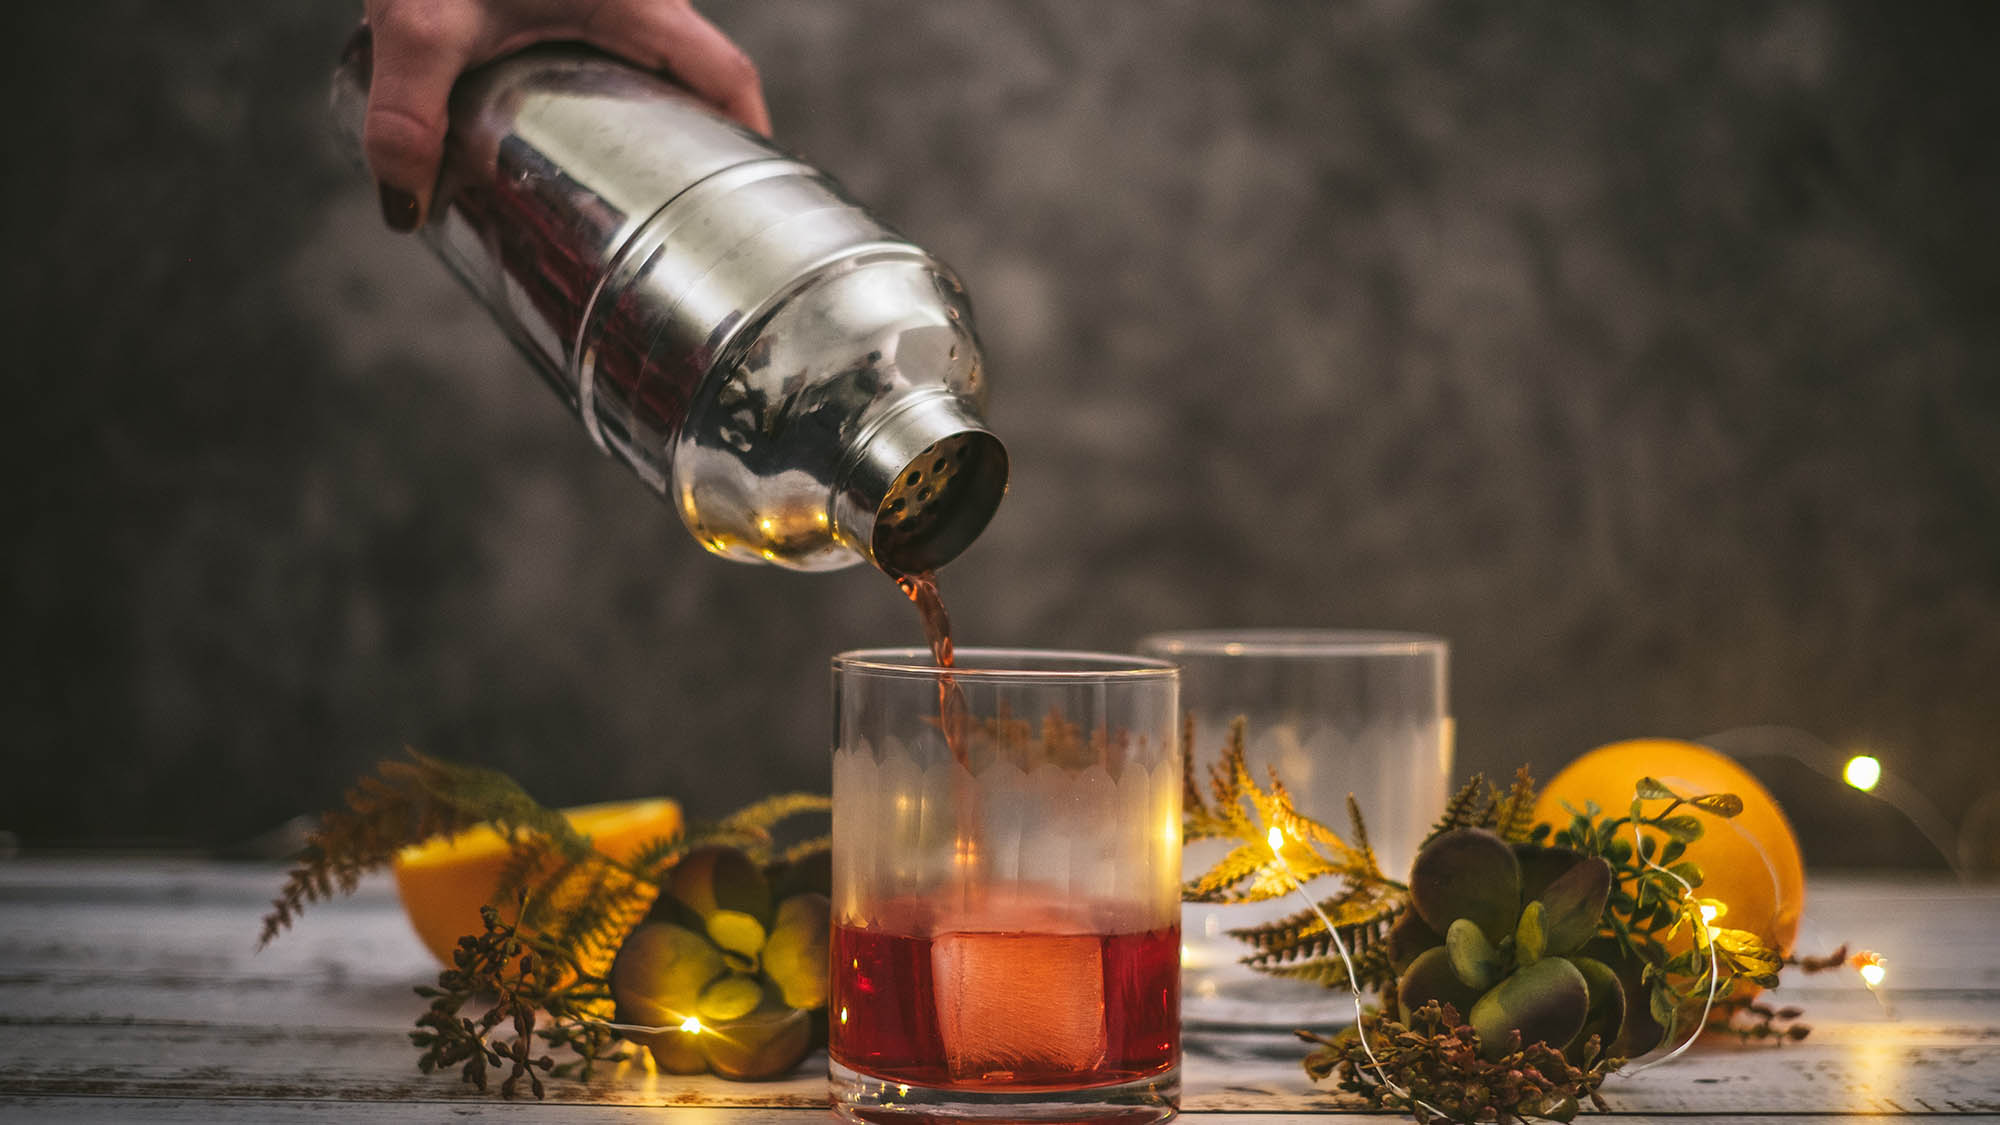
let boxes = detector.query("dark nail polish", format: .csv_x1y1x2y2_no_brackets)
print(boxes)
378,183,420,232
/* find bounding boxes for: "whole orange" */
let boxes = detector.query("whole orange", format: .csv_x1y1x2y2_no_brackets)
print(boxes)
1535,739,1805,965
392,798,683,966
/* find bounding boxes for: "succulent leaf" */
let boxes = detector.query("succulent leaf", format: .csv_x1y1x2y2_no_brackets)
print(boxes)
610,922,726,1027
1534,855,1612,955
1397,945,1483,1020
697,973,765,1021
1515,845,1588,905
1468,955,1590,1061
705,909,768,959
1567,954,1626,1059
1388,908,1441,972
668,845,773,926
1515,900,1547,966
761,893,831,1010
1445,918,1502,990
1410,828,1521,946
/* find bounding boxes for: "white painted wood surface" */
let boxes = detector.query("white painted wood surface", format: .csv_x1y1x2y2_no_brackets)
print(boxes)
0,860,1995,1121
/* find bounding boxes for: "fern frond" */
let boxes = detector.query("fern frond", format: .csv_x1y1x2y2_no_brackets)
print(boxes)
1256,944,1399,994
493,841,548,907
1493,766,1540,843
1184,842,1271,902
1179,712,1203,815
1267,774,1351,856
780,834,832,865
1183,808,1239,843
707,792,832,860
1421,773,1491,848
1233,885,1402,962
258,751,506,946
1344,794,1383,882
623,834,690,881
1208,717,1252,811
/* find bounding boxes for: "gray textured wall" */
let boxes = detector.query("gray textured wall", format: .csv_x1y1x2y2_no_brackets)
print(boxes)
3,2,1995,869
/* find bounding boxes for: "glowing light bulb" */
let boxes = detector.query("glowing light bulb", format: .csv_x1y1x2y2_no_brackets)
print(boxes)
1844,754,1882,792
759,518,774,534
680,1016,704,1034
1699,903,1720,924
1859,961,1886,988
839,1006,849,1025
1268,826,1285,853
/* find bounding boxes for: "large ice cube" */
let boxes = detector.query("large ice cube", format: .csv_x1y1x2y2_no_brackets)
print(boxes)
931,930,1106,1080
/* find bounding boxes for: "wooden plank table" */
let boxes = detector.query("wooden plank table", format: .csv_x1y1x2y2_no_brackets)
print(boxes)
1,860,1995,1121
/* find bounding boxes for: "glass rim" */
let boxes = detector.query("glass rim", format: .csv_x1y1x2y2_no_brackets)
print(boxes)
1136,628,1447,658
832,646,1178,683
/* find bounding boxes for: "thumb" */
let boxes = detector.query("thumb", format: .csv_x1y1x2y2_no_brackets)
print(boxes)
362,14,475,231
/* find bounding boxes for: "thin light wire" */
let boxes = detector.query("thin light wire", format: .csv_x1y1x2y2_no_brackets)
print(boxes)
1620,817,1720,1076
1267,828,1448,1120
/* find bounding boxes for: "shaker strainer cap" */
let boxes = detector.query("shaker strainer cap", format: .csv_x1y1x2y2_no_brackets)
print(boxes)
834,389,1009,575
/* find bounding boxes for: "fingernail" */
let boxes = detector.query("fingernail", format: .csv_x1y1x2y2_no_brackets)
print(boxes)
378,182,420,232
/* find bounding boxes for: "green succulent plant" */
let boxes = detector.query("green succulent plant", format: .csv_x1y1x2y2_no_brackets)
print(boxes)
1391,827,1626,1061
610,844,831,1080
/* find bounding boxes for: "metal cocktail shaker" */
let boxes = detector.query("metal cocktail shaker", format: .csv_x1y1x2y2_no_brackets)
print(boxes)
332,35,1007,574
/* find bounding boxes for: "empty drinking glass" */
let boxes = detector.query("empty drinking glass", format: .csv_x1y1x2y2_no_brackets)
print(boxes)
1138,630,1451,1027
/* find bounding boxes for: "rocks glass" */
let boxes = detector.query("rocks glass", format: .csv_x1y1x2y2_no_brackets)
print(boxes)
1138,629,1451,1027
828,648,1181,1124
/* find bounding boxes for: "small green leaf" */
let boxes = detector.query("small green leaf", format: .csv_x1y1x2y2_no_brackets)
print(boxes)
1666,861,1704,889
1690,792,1744,818
1635,777,1679,801
1648,982,1679,1035
1654,815,1705,842
1516,901,1547,966
1660,839,1686,863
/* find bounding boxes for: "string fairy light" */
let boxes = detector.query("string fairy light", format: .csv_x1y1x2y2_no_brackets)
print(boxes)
1702,726,1968,879
1264,826,1449,1119
595,1015,704,1037
1621,816,1723,1076
1853,951,1892,1017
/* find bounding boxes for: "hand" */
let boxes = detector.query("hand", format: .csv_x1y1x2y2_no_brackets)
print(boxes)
361,0,770,231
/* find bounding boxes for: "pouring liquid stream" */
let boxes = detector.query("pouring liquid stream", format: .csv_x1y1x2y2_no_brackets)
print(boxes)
895,570,985,894
896,570,968,765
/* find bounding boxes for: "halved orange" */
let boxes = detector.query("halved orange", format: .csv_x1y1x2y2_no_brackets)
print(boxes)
392,798,684,966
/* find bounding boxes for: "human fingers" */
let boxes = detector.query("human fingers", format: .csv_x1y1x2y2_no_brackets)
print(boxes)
361,2,482,230
585,0,772,135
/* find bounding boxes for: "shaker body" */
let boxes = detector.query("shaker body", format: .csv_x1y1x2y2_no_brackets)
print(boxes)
332,38,1006,573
